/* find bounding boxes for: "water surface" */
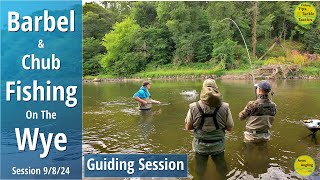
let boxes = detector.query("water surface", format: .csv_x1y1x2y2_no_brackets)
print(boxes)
83,79,320,179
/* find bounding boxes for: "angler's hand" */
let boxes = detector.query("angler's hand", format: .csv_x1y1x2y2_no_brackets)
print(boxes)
142,101,148,105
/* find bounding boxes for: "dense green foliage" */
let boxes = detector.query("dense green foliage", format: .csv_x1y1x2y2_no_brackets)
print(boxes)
101,18,145,75
83,2,320,76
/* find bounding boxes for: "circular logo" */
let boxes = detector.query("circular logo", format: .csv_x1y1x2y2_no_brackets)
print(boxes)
294,3,317,25
294,155,315,176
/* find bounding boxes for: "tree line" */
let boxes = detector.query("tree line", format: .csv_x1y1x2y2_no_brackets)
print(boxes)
83,1,320,76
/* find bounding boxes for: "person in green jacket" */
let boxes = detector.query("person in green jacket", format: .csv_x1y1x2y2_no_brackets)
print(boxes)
185,79,234,180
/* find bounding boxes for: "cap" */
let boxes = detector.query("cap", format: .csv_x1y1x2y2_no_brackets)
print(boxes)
203,78,218,89
255,80,272,92
142,81,151,86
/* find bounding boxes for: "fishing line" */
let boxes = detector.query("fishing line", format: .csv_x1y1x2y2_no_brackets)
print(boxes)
220,20,278,107
221,18,255,85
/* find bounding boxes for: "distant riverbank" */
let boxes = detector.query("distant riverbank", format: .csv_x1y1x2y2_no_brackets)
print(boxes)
83,63,320,82
83,73,320,83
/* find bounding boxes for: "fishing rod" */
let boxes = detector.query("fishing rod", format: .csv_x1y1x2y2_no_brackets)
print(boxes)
221,18,258,98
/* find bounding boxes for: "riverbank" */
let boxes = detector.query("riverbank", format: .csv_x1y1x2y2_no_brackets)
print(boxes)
83,73,320,83
83,65,320,82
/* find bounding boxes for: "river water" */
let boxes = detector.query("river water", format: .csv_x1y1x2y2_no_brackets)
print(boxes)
83,79,320,179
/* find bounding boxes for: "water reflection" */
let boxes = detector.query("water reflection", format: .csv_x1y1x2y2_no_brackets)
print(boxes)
138,109,162,140
242,142,270,176
195,152,228,180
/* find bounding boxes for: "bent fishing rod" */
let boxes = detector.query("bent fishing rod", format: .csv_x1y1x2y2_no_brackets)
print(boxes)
221,18,256,85
220,18,273,99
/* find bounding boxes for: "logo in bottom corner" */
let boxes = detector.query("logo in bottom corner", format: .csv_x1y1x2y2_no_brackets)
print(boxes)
294,155,315,176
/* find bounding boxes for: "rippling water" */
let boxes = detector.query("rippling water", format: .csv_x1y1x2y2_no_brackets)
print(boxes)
83,80,320,179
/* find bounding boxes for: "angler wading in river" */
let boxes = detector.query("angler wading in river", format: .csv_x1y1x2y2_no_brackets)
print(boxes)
239,80,277,143
184,79,234,180
133,81,161,110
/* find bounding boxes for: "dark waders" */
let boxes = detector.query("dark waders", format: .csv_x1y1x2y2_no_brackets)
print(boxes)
194,102,228,180
243,141,269,176
195,151,228,180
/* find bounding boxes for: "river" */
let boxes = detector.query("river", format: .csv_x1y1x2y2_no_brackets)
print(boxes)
83,79,320,179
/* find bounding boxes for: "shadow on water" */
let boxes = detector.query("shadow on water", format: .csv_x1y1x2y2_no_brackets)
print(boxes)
83,80,320,180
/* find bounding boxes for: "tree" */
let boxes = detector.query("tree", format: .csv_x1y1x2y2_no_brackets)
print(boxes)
83,54,105,76
211,39,239,70
156,2,211,64
140,26,174,67
83,37,106,60
130,2,157,27
252,1,258,58
83,2,116,75
83,38,106,76
81,1,320,76
207,2,251,51
101,18,146,75
302,17,320,53
210,20,246,69
83,12,109,39
83,3,114,39
100,1,132,22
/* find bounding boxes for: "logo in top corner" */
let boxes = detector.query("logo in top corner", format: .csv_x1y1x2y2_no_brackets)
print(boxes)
294,3,317,26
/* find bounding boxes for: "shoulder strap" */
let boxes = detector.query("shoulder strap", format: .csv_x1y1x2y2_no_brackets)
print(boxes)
196,102,205,130
196,102,204,114
196,102,221,130
212,106,221,130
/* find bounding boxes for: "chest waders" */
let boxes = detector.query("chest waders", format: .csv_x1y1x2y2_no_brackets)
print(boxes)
246,100,276,134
